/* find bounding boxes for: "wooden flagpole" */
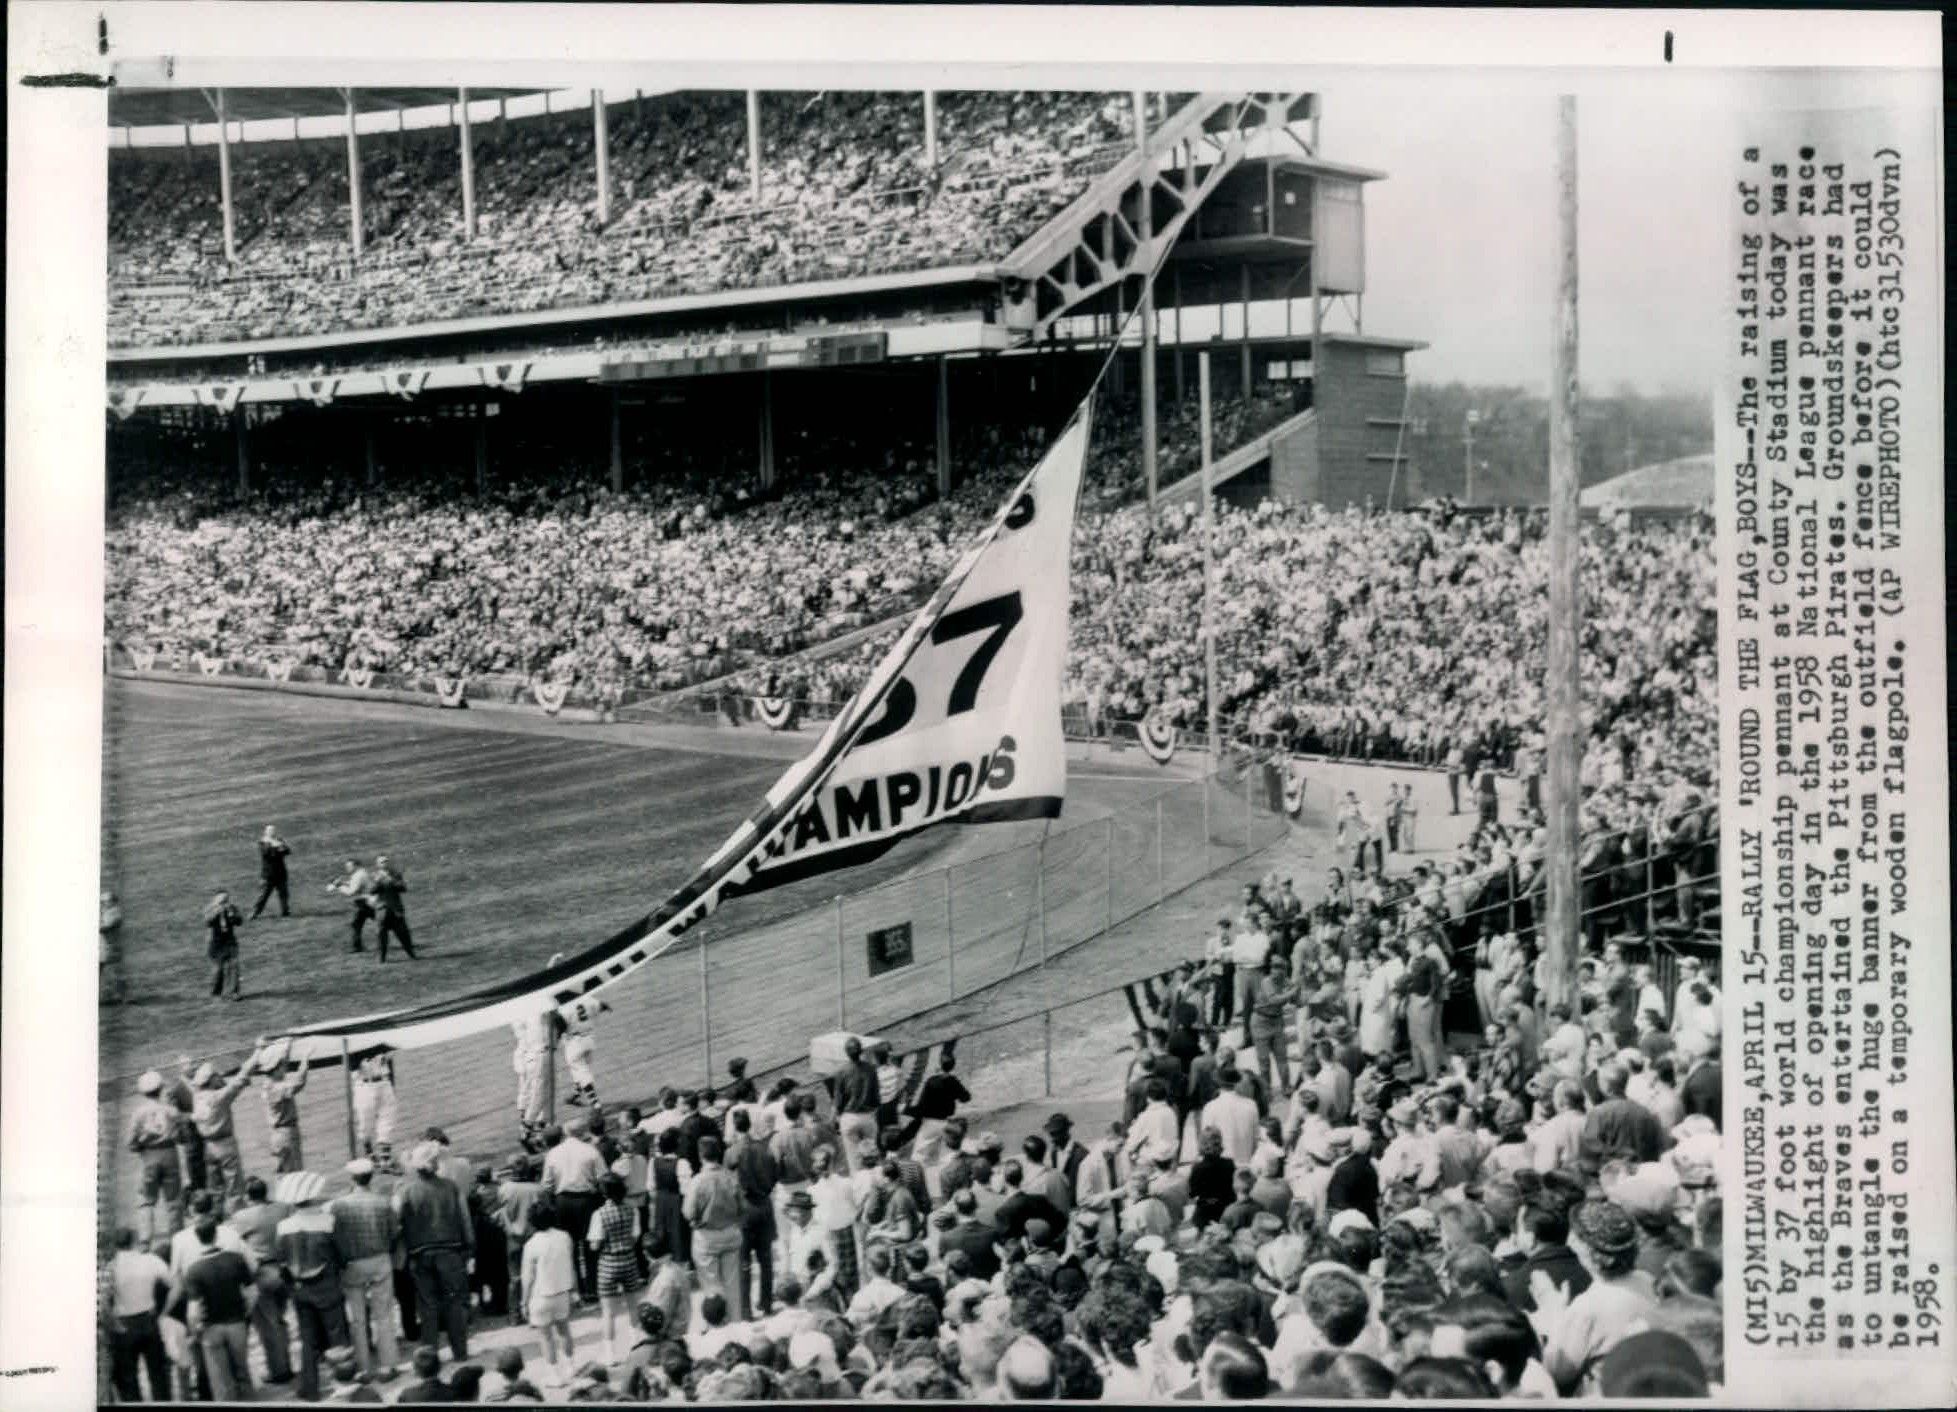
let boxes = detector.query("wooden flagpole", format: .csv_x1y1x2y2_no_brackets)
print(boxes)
1542,95,1583,1009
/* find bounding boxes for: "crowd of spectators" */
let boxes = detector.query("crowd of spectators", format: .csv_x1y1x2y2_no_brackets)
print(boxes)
109,90,1141,346
103,382,1308,698
110,794,1723,1402
106,391,1710,814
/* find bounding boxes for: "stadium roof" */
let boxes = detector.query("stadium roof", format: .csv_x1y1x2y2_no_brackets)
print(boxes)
109,85,541,129
1580,453,1713,510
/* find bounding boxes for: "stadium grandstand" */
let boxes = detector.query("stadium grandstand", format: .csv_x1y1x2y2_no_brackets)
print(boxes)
100,85,1724,1404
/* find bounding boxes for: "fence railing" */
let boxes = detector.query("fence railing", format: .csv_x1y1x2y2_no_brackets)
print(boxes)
97,767,1291,1245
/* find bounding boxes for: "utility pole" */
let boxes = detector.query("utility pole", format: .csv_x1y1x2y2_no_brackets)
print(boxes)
1541,95,1583,1009
1463,408,1479,504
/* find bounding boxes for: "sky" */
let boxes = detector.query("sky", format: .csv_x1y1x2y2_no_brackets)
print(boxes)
1309,73,1735,395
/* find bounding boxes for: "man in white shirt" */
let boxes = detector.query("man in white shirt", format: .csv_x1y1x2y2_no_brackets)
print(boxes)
1124,1082,1181,1171
1201,1074,1263,1168
105,1227,174,1402
169,1192,255,1281
1375,1099,1440,1193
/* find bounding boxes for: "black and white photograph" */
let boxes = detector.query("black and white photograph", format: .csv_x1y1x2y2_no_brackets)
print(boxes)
4,6,1948,1408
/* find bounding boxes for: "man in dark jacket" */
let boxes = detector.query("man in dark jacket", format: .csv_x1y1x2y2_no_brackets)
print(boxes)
205,892,244,999
937,1190,1003,1280
1577,1061,1667,1173
371,855,417,962
1501,1200,1593,1313
393,1141,472,1361
253,824,293,919
1323,1132,1379,1229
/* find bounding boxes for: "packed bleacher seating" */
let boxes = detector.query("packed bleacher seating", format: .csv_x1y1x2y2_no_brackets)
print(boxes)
103,383,1304,695
108,91,1139,347
111,795,1723,1401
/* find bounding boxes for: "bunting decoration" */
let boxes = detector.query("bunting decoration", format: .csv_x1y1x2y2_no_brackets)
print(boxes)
126,644,157,673
294,377,341,407
265,659,296,685
1139,714,1179,766
387,369,431,400
107,386,148,421
480,361,533,394
532,679,570,715
756,696,795,731
259,393,1094,1063
342,666,376,691
191,651,225,678
193,384,249,414
432,676,468,709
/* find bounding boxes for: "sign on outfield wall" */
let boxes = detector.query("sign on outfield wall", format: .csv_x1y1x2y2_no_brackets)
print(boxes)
865,921,914,978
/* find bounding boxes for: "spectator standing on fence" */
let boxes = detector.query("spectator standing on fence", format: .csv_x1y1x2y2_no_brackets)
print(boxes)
542,1117,606,1304
205,890,245,1000
394,1139,474,1362
228,1174,295,1386
254,1047,311,1174
331,1156,404,1384
128,1070,186,1241
833,1037,882,1174
328,858,377,954
190,1060,251,1211
253,823,294,919
371,854,418,961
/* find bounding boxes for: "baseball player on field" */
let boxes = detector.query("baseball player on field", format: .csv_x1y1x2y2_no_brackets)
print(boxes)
549,952,611,1109
351,1050,400,1170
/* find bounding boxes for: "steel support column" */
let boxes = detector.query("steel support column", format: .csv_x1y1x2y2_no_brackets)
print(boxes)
215,90,236,262
935,356,952,497
344,89,365,257
592,90,611,225
458,87,477,239
745,90,762,201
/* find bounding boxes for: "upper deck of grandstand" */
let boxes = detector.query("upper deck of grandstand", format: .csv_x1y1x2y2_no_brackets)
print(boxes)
108,87,1173,351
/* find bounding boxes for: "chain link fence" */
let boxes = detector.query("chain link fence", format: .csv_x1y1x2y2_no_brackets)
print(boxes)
98,766,1289,1241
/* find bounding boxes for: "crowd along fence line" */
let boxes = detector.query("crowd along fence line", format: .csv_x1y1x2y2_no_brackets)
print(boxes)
96,768,1292,1245
105,640,1553,778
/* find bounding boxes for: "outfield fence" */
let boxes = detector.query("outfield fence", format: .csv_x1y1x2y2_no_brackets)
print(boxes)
97,764,1293,1247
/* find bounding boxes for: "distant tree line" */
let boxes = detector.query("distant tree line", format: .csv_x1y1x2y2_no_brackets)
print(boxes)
1393,383,1712,507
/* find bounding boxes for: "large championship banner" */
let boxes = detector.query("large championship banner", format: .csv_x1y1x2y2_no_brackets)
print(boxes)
265,403,1091,1063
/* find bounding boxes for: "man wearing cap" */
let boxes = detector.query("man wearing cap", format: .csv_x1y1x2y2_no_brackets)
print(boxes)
275,1172,351,1400
331,1156,403,1382
780,1188,840,1309
205,890,245,1000
127,1071,186,1239
393,1141,473,1361
510,1005,554,1149
351,1050,400,1171
190,1061,252,1211
228,1175,296,1385
1040,1112,1089,1195
253,1047,311,1175
559,989,608,1109
832,1037,882,1176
